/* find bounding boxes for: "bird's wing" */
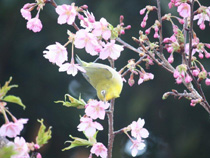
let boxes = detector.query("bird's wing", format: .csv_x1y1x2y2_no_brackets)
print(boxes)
82,66,113,88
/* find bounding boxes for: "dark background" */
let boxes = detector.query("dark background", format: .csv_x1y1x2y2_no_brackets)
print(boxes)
1,0,210,158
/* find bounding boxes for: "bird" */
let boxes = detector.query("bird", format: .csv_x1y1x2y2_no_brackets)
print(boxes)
76,56,123,101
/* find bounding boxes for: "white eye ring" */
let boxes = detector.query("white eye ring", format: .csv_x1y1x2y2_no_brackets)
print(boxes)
101,90,106,97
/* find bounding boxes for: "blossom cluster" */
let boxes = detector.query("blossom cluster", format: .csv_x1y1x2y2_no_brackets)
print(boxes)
0,101,40,158
20,1,45,32
125,59,154,87
77,99,110,158
124,118,149,157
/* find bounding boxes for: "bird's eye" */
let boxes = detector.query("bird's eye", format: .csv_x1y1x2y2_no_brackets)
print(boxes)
101,90,106,97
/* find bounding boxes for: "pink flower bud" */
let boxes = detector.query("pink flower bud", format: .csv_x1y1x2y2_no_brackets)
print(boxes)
128,78,135,86
125,25,131,30
181,71,185,78
141,21,146,28
37,153,42,158
80,4,88,9
199,52,204,59
120,29,125,35
145,28,151,35
178,18,184,24
167,46,173,53
78,14,84,20
192,69,199,76
168,54,174,63
205,43,210,49
205,78,210,85
140,8,146,15
173,70,180,78
185,74,192,83
143,14,148,22
163,37,170,43
176,77,182,84
205,51,210,58
199,23,205,30
153,32,159,38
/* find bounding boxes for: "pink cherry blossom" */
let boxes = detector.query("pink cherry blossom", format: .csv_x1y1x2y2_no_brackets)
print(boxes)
77,117,103,137
130,118,149,140
92,18,111,40
138,72,154,85
20,3,34,20
194,7,210,30
15,118,29,132
85,100,110,120
8,137,29,158
43,42,68,66
74,29,99,56
56,4,77,25
59,62,86,76
99,40,124,60
91,143,107,158
177,3,190,18
130,140,146,157
27,16,42,33
0,118,28,138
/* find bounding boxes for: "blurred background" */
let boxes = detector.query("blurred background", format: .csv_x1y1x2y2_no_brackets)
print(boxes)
1,0,210,158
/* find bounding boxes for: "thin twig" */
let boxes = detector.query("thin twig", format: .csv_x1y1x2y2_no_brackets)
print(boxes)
156,0,163,54
107,99,115,158
188,0,195,67
116,38,143,54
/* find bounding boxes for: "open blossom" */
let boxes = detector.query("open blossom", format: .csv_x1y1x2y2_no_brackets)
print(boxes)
177,3,190,18
56,4,77,25
138,72,154,85
74,29,99,56
27,16,42,32
92,18,111,40
58,61,86,76
0,118,28,138
77,117,103,137
194,7,210,30
130,140,146,157
20,3,35,20
80,11,95,31
91,143,107,158
130,118,149,140
43,42,68,66
85,100,110,120
8,137,29,158
99,40,124,60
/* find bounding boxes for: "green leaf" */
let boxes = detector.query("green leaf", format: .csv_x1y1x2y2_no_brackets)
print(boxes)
62,135,93,151
55,94,86,109
36,119,52,147
0,145,17,158
109,24,119,39
0,77,18,99
2,95,26,109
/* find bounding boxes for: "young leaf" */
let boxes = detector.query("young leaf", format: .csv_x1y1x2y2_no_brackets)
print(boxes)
0,77,18,99
62,135,93,151
55,94,86,109
36,119,52,147
2,95,26,109
0,146,17,158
